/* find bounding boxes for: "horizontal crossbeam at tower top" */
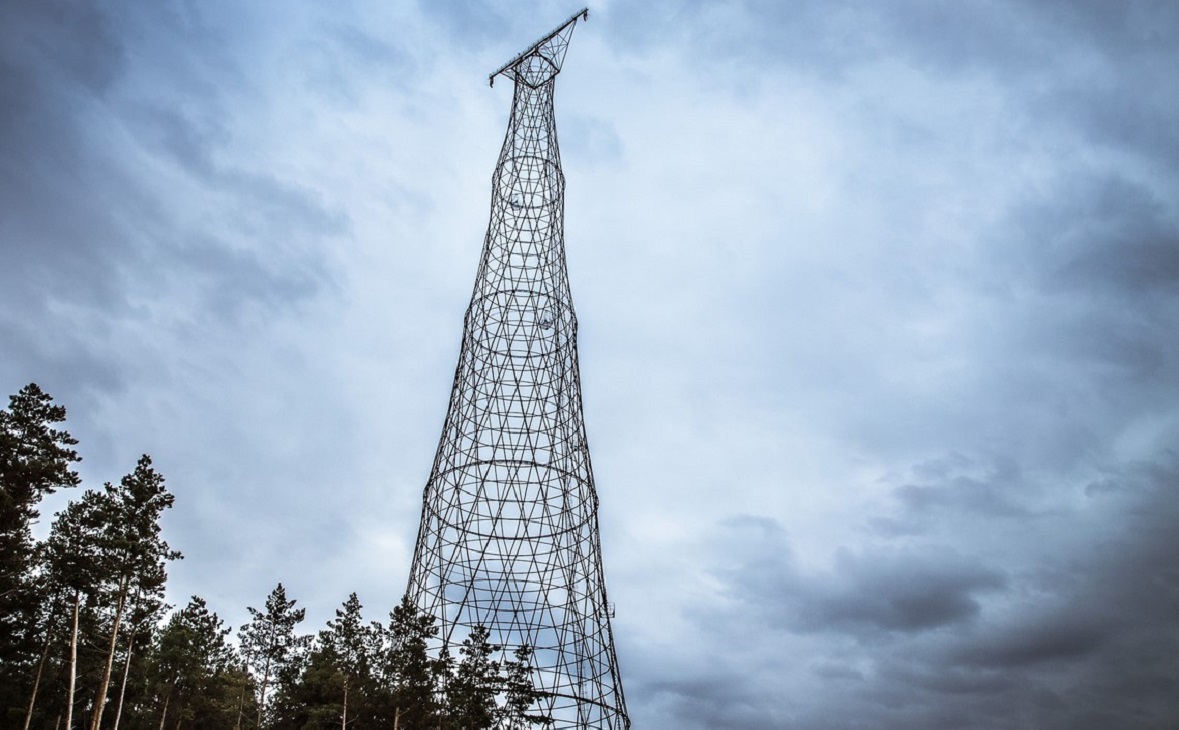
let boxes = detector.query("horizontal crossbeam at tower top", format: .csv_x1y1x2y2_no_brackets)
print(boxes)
490,7,589,86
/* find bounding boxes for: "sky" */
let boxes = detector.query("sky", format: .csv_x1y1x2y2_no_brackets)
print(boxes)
3,0,1178,727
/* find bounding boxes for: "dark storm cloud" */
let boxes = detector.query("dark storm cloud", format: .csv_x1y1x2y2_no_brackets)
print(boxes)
674,452,1179,728
986,175,1179,411
1018,176,1179,299
641,674,788,730
953,610,1107,668
809,551,1005,634
887,454,1032,521
935,454,1179,725
715,516,1006,637
0,0,343,402
0,1,131,308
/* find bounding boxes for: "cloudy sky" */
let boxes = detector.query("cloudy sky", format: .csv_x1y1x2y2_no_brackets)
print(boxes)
3,0,1178,727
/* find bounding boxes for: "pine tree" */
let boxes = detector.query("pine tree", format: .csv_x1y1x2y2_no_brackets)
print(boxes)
378,596,443,729
108,585,167,730
267,644,344,730
268,593,381,730
498,645,552,730
37,491,106,730
320,592,377,729
239,583,311,728
446,625,501,730
88,455,182,730
150,596,238,729
0,383,80,722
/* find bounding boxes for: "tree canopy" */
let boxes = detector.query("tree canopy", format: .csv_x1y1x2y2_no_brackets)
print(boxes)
2,383,551,730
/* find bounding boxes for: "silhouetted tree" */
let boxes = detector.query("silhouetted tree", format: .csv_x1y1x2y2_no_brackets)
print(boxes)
445,625,501,730
269,644,345,730
3,384,556,730
379,596,444,729
498,645,552,729
38,490,106,730
149,596,239,729
321,592,378,728
0,384,80,723
239,583,311,728
88,456,182,730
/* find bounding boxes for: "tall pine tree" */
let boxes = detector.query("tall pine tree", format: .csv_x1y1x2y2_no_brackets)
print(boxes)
0,384,80,722
239,583,311,728
88,456,182,730
150,596,240,729
379,596,444,729
320,592,377,729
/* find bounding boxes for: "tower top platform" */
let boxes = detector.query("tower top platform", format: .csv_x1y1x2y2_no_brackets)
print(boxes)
490,7,589,87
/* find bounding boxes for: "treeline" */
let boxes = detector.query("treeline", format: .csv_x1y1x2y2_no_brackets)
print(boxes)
1,384,551,729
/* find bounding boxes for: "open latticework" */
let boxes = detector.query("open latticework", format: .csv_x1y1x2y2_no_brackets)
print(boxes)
405,10,629,729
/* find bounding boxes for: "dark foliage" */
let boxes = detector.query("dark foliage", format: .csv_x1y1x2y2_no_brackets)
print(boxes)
2,384,551,729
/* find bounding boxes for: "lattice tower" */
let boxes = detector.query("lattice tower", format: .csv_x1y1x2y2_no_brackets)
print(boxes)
405,9,629,730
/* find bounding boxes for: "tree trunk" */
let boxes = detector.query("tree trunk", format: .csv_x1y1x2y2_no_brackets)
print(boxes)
393,705,400,730
23,621,55,730
112,586,144,730
234,657,249,730
157,686,171,730
65,592,80,730
341,678,348,730
111,625,136,730
90,575,129,730
234,684,245,730
255,652,272,730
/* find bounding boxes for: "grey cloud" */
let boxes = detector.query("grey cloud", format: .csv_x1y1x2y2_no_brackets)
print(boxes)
0,0,346,398
0,1,133,306
937,454,1178,722
167,237,325,322
891,456,1031,520
605,0,1179,177
127,83,349,257
258,13,418,109
0,1,126,96
977,459,1178,720
609,0,1177,79
414,0,553,54
992,176,1179,393
132,103,227,180
805,550,1006,633
642,675,778,730
670,453,1179,727
326,24,411,71
603,0,1052,77
953,612,1107,668
1039,178,1179,297
715,517,1006,636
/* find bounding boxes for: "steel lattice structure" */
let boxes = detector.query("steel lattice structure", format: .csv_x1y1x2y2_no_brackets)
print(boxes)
405,9,629,730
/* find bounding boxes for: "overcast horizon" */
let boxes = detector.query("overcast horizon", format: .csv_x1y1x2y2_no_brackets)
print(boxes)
3,1,1178,728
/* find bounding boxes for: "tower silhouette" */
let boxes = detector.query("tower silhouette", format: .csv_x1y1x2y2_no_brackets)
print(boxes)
405,9,629,729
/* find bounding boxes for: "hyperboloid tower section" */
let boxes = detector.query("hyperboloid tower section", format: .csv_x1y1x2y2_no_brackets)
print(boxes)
404,9,629,730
